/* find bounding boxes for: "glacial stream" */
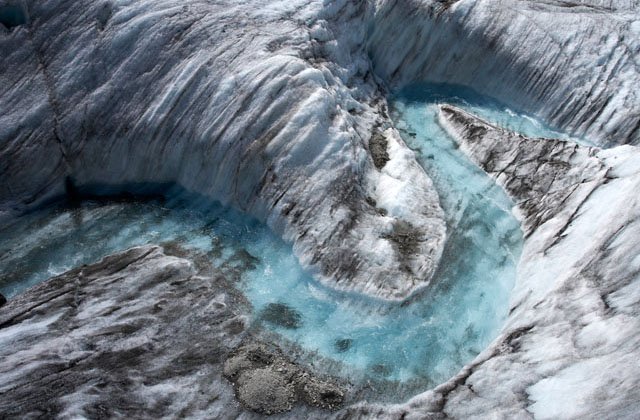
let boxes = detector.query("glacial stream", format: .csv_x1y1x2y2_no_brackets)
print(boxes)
0,83,552,401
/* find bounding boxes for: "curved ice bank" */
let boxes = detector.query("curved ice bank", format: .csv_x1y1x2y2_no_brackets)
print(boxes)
3,0,640,301
368,0,640,145
245,91,523,396
349,105,640,418
0,173,521,401
0,0,447,301
0,88,523,402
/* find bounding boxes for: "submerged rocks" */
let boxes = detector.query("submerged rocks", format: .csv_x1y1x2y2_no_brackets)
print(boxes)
223,342,345,414
334,338,352,353
260,302,303,329
0,292,5,307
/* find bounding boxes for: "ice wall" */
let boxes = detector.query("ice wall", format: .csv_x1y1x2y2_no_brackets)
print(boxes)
0,0,446,300
368,0,640,145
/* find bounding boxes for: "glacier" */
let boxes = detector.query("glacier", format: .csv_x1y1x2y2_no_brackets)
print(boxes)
0,0,447,301
1,0,640,418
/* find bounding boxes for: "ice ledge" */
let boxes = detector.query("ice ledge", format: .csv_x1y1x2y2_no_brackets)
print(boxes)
437,104,609,237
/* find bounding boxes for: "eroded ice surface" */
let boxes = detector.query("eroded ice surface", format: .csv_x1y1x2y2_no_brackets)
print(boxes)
0,86,539,400
0,189,517,397
242,86,528,388
0,194,236,298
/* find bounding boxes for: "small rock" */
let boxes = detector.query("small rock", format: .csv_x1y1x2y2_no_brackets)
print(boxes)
369,131,390,169
224,341,345,414
236,368,296,415
334,338,352,353
260,302,302,329
223,343,274,379
299,378,345,410
0,292,6,307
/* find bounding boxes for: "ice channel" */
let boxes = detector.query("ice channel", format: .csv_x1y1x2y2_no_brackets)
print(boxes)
0,84,561,400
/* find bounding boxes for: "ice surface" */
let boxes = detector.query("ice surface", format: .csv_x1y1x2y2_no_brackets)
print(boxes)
396,83,594,146
0,86,529,401
1,0,639,417
0,0,448,301
0,192,254,298
384,100,640,420
3,0,639,301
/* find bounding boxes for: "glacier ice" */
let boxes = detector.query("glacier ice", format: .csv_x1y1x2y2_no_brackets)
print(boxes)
0,0,447,301
1,0,640,418
368,0,640,145
0,161,520,401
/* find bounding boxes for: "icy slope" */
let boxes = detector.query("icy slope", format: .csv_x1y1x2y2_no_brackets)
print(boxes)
3,0,640,299
0,245,345,417
347,106,640,418
0,0,445,300
368,0,640,145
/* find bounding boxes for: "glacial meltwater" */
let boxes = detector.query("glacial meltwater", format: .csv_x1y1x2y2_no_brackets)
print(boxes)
0,83,560,401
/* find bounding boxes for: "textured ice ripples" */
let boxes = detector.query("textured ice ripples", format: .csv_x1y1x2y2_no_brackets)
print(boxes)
0,88,531,400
